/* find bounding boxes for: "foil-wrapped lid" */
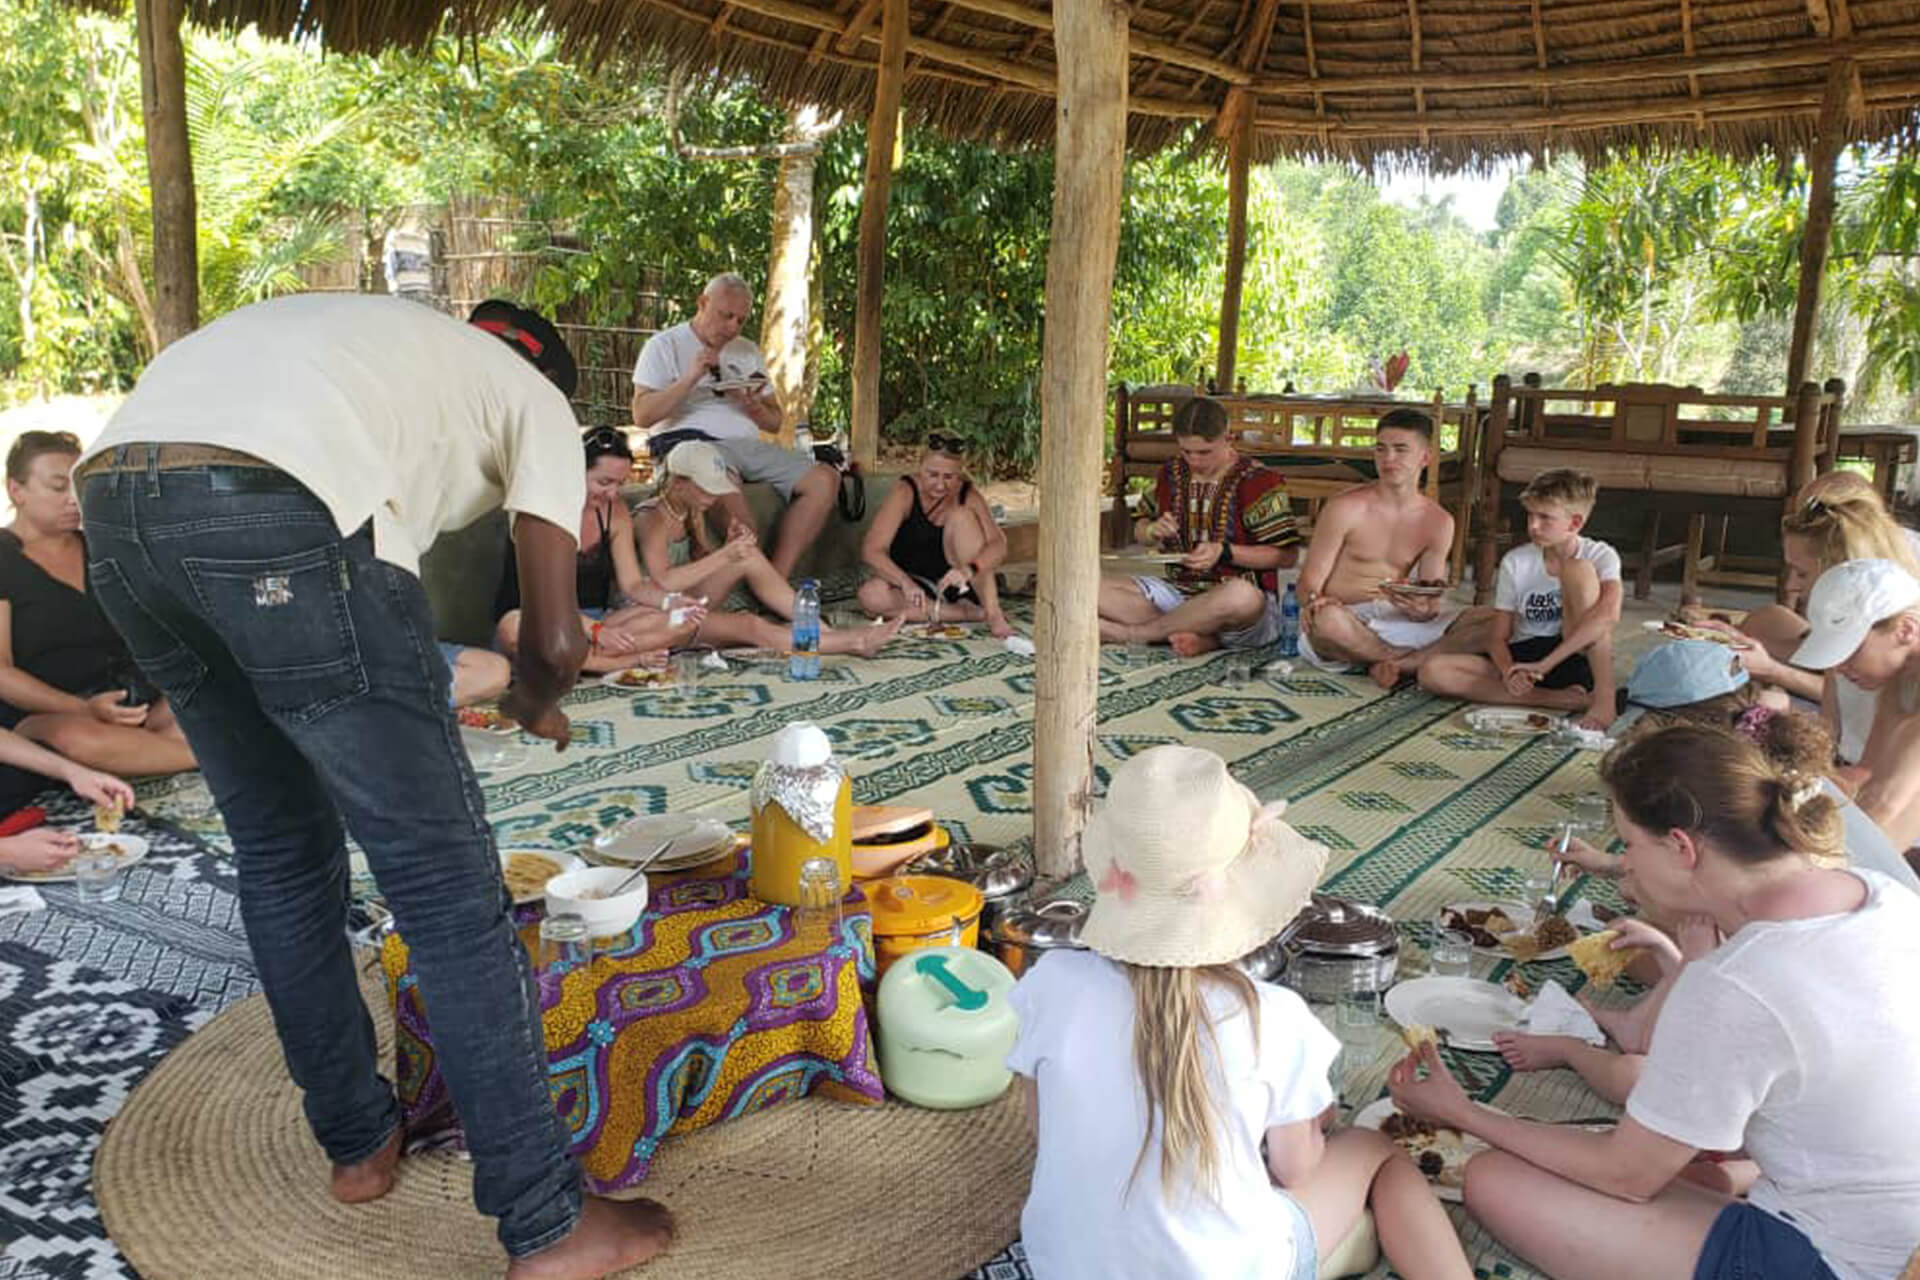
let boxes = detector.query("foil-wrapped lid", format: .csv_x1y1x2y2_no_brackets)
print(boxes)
750,722,846,845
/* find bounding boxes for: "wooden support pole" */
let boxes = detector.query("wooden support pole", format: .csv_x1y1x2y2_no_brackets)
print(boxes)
1786,61,1849,396
1033,0,1126,878
850,0,907,470
1215,101,1252,391
134,0,197,348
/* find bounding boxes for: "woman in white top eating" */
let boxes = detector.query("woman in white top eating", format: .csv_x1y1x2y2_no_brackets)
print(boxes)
1390,723,1920,1280
1007,745,1470,1280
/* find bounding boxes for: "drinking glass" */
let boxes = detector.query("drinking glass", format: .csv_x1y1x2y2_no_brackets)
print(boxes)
1572,794,1611,841
1224,655,1254,688
1128,640,1152,670
73,851,126,904
1430,929,1473,979
1333,992,1381,1094
538,912,590,978
794,856,844,951
673,651,701,697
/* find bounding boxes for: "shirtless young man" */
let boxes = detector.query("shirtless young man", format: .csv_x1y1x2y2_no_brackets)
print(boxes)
1791,558,1920,863
1297,409,1489,688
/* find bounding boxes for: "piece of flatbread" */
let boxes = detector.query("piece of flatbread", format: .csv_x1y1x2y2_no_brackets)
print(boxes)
94,801,124,834
1398,1022,1439,1053
1567,928,1645,989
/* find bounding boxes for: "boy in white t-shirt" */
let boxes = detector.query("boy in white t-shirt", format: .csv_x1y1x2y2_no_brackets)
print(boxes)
1420,468,1622,728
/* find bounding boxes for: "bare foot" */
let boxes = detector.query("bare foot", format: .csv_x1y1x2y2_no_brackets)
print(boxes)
1369,658,1403,690
1098,619,1135,645
1492,1031,1581,1072
1168,631,1218,658
986,612,1013,639
330,1128,402,1204
844,614,905,657
505,1197,675,1280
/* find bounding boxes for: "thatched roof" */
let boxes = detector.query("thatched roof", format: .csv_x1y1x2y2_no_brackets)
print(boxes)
195,0,1920,164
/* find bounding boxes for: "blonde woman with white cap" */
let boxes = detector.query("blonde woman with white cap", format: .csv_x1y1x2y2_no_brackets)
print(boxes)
1006,745,1471,1280
1790,557,1920,854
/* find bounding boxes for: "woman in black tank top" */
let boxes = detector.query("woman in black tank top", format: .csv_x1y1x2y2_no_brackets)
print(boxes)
858,435,1013,637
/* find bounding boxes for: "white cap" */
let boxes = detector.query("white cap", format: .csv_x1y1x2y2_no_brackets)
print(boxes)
1791,558,1920,670
664,441,739,496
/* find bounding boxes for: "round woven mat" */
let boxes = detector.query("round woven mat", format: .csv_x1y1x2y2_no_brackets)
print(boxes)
97,963,1032,1279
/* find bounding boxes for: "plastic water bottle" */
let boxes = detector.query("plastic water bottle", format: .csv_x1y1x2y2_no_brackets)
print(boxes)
794,423,814,457
1278,583,1301,659
790,579,822,681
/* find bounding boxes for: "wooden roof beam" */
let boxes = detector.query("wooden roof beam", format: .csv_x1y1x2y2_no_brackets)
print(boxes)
1408,0,1426,144
1247,30,1920,96
1806,0,1852,38
1215,0,1283,134
936,0,1251,85
834,0,884,53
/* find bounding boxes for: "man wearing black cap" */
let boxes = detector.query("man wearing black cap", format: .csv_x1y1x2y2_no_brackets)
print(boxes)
72,294,672,1278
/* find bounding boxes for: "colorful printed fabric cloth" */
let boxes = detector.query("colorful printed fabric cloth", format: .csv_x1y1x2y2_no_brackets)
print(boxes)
380,848,883,1191
1148,454,1299,595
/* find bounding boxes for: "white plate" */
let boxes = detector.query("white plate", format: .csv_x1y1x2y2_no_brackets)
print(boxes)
1461,706,1563,737
462,728,529,772
1351,1098,1488,1202
498,849,585,905
600,666,675,691
5,832,151,884
592,815,734,868
454,708,520,736
1437,900,1537,954
1384,976,1526,1052
1381,580,1449,597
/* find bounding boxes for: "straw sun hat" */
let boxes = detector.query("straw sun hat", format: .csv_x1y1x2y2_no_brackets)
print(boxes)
1080,745,1328,968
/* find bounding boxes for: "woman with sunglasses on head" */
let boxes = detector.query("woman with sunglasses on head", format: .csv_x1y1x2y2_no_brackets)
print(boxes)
857,434,1012,638
1388,722,1920,1280
0,431,195,779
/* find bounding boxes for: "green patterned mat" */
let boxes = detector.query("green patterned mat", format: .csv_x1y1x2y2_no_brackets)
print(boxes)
135,598,1648,1280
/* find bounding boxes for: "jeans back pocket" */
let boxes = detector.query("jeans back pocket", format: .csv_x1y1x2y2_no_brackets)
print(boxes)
183,543,368,722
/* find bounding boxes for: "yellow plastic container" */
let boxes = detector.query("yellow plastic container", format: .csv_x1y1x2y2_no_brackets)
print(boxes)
867,875,984,977
750,773,852,908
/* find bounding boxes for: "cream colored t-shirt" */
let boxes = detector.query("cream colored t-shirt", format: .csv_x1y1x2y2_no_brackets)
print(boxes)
81,294,585,575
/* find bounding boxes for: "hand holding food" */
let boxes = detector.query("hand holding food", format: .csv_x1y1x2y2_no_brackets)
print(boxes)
1566,928,1650,989
1503,663,1544,696
935,566,972,597
1387,1040,1471,1128
70,769,135,816
1147,511,1179,544
2,827,83,875
1184,541,1226,573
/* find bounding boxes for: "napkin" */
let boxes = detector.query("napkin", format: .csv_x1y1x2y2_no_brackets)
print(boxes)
1522,979,1606,1046
1557,725,1614,752
0,884,46,916
1003,635,1036,657
699,650,729,672
1565,900,1610,932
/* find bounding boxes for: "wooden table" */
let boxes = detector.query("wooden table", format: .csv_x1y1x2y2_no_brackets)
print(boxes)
1838,427,1920,503
380,846,882,1191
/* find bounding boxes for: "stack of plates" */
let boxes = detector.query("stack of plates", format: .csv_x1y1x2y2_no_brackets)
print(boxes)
591,814,737,872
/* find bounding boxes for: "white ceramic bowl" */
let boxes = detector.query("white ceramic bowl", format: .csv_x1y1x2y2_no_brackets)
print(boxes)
544,866,649,938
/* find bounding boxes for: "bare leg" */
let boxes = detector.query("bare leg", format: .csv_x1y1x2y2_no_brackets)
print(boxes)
1740,604,1809,664
450,649,511,708
694,609,902,658
1461,1151,1726,1280
684,546,805,619
1491,1032,1644,1105
1558,559,1616,729
1305,602,1402,669
1286,1129,1472,1280
943,507,1012,637
857,577,989,624
1121,579,1266,657
769,464,838,578
19,712,197,777
1096,575,1164,643
1380,606,1501,687
1417,654,1590,711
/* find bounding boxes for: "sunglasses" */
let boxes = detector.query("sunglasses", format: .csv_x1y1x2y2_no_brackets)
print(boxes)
925,433,967,457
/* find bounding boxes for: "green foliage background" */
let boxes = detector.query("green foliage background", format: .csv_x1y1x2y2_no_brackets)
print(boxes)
6,3,1920,469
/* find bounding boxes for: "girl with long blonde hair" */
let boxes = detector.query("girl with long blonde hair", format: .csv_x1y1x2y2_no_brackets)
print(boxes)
1006,745,1470,1280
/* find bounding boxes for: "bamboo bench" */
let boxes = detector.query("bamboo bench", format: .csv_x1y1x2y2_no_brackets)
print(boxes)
1472,373,1845,604
1106,384,1483,582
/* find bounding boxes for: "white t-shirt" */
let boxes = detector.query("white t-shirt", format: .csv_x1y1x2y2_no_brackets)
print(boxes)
1494,536,1623,641
631,322,773,443
1006,948,1339,1280
1626,870,1920,1280
82,295,585,576
1832,527,1920,764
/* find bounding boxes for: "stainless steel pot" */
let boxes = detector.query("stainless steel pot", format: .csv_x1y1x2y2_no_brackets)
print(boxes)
1279,893,1400,1000
906,841,1035,936
1234,933,1292,982
989,898,1089,977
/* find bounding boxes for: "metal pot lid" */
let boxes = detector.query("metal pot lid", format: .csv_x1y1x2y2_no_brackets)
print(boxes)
1287,893,1398,957
993,898,1089,949
908,842,1035,900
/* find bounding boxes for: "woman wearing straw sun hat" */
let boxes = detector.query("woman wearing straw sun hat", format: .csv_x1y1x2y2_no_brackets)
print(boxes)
1005,745,1471,1280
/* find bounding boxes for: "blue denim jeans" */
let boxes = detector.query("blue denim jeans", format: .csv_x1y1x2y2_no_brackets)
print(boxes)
79,458,580,1257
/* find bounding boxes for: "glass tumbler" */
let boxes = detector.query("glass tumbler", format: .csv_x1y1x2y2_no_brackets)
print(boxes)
1430,928,1473,979
673,651,701,697
794,856,844,951
73,851,127,904
1224,655,1254,688
538,912,590,979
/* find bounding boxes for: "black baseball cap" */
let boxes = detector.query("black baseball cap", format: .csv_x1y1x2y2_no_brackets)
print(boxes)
468,300,578,398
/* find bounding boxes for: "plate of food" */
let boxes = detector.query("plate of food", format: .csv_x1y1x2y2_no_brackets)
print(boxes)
6,832,152,884
601,666,675,691
456,706,519,735
592,814,736,870
919,623,972,640
1101,551,1188,566
1494,912,1583,963
1384,976,1527,1052
719,647,787,663
1381,577,1450,597
1461,706,1563,737
1642,619,1740,646
1437,901,1529,951
498,849,585,905
1352,1097,1487,1201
